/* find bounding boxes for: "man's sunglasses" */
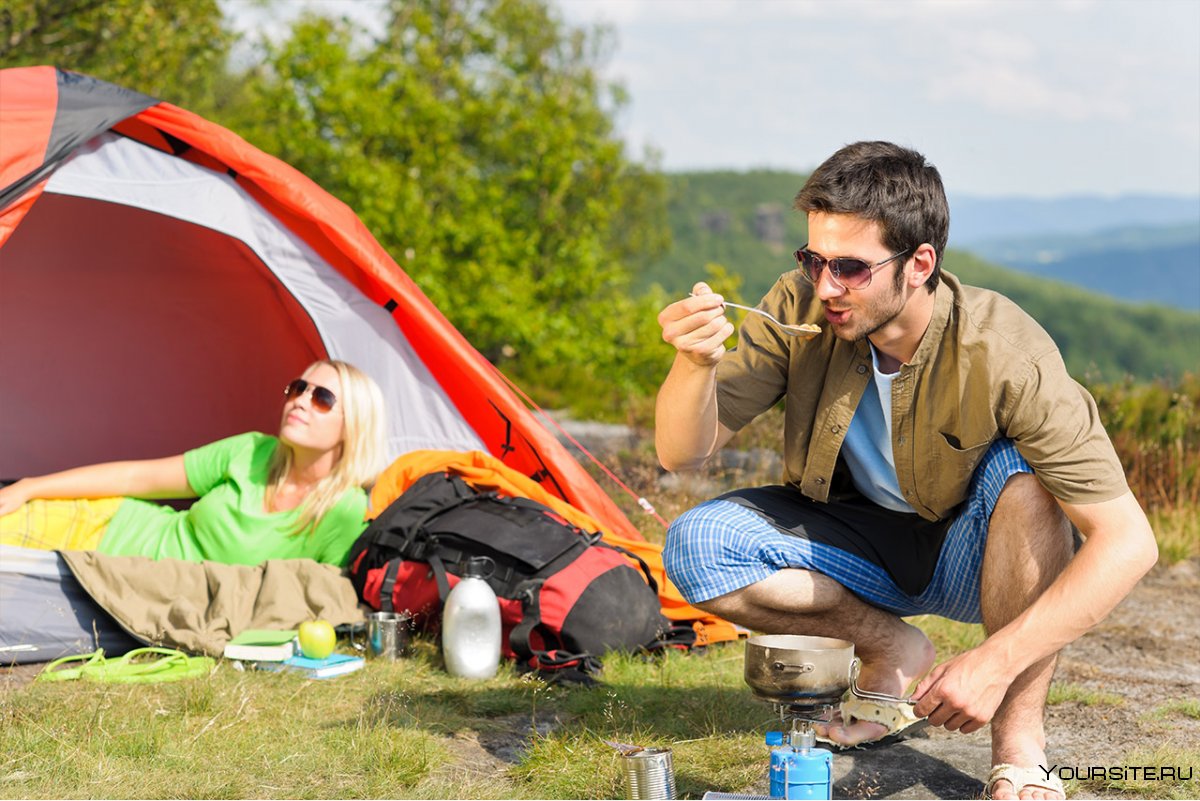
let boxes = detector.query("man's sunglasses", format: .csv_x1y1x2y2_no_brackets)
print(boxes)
284,378,338,413
794,244,912,290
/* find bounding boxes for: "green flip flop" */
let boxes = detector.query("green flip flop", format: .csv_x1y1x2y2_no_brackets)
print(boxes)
38,647,215,684
37,649,107,681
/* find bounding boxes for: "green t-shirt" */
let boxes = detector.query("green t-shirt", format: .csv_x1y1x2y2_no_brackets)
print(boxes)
97,432,368,566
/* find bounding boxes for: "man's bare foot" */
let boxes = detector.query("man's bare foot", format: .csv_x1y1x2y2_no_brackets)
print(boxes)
987,738,1063,800
987,773,1064,801
814,620,935,747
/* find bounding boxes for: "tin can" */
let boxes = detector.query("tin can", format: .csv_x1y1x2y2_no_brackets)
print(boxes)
623,747,676,800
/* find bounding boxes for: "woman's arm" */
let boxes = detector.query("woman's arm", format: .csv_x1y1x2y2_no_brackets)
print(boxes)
0,455,195,516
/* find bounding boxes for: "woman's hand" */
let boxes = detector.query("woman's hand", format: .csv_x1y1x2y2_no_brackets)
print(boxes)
0,480,33,517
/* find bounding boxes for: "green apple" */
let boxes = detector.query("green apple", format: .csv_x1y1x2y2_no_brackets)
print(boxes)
298,620,337,660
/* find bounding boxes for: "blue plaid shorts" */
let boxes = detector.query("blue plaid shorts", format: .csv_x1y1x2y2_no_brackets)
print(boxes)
663,439,1032,623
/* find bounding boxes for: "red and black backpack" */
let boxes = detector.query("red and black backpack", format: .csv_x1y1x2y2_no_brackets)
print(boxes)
346,471,692,681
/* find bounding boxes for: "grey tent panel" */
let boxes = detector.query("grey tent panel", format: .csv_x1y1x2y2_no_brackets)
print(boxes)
0,68,156,211
0,545,139,665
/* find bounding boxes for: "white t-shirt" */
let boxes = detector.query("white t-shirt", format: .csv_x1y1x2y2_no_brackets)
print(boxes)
841,345,916,513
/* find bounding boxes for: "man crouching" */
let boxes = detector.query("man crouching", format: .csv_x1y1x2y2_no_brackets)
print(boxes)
654,141,1157,800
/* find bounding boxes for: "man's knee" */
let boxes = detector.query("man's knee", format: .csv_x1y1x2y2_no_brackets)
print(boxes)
662,503,719,577
994,473,1068,527
988,473,1073,570
662,500,758,608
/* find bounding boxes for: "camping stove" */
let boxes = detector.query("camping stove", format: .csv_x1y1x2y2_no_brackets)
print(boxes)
701,698,836,801
702,635,917,801
702,635,854,801
762,698,836,801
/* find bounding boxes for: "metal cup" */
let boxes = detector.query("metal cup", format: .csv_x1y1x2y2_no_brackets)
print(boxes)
623,747,676,800
367,611,410,660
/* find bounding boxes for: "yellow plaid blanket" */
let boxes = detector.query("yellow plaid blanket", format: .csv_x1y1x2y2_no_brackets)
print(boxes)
0,497,122,551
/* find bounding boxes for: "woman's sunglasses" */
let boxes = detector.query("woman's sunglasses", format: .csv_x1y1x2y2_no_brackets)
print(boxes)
283,378,338,413
794,244,912,290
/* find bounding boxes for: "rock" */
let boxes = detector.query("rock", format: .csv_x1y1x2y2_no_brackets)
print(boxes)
657,471,719,497
715,447,782,477
542,410,640,457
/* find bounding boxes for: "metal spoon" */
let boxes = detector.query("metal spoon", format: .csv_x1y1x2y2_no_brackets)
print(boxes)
691,294,821,337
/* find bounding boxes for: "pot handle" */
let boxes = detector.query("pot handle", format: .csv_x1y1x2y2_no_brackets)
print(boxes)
770,660,815,675
848,658,917,706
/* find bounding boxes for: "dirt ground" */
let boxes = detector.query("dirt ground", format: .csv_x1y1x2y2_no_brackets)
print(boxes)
5,556,1196,799
822,555,1200,800
424,556,1200,799
418,556,1200,799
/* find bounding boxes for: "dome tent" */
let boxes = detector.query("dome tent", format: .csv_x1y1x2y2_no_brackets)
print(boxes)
0,65,640,540
1,67,752,663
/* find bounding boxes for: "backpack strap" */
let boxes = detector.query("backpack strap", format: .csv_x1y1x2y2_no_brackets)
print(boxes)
379,557,403,614
508,579,544,665
508,578,597,674
370,484,499,567
428,552,452,603
361,473,488,561
600,542,659,593
644,621,699,652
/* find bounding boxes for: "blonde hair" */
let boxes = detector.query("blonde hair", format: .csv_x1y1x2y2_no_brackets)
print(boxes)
268,360,387,535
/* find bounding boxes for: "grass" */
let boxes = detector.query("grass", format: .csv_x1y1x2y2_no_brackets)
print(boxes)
9,613,1190,799
9,632,1193,799
1148,506,1200,565
0,658,454,798
1141,699,1200,723
904,616,985,659
1046,681,1126,707
0,643,775,799
1067,745,1200,800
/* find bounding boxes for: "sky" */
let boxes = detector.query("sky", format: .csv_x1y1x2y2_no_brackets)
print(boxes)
224,0,1200,199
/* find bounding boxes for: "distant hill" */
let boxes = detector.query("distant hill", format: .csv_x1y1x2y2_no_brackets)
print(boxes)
638,170,810,302
942,252,1198,383
966,224,1200,311
642,171,1200,383
947,195,1200,246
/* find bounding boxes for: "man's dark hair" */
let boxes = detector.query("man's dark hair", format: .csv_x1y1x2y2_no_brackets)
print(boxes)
794,141,949,292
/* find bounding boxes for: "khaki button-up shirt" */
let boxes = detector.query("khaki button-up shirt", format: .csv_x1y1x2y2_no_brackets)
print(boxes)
715,271,1128,521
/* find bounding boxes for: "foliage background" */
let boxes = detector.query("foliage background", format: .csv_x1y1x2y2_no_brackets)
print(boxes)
4,0,1196,454
2,9,1197,797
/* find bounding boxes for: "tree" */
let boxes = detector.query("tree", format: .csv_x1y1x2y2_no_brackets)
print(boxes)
3,0,675,413
1,0,234,113
223,0,670,405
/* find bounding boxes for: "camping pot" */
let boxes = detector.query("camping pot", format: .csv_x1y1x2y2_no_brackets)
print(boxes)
744,635,918,707
744,635,855,704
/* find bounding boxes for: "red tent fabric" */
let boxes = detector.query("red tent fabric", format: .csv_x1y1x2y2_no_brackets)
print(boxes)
0,66,644,542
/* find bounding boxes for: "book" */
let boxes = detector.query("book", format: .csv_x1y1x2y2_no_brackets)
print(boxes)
223,629,298,662
259,652,365,679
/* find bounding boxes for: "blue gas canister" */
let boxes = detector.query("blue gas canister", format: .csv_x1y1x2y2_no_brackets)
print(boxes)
765,731,832,800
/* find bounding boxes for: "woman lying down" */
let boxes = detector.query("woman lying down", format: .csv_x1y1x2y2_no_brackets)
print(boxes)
0,360,386,568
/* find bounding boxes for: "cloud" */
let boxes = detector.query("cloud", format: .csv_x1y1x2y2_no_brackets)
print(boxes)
226,0,1199,194
925,59,1132,124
